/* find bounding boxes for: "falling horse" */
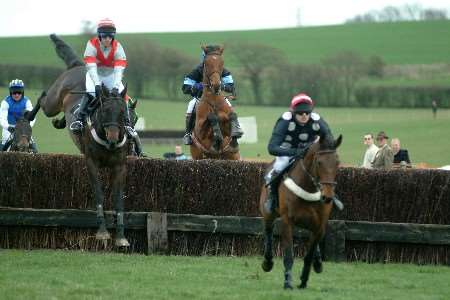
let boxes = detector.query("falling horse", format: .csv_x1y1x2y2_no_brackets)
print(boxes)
260,134,343,289
38,34,130,247
3,98,41,153
190,45,240,160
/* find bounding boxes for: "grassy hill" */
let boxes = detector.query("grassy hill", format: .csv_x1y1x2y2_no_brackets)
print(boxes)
1,20,450,68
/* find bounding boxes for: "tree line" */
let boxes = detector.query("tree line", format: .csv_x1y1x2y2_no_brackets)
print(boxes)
346,4,448,23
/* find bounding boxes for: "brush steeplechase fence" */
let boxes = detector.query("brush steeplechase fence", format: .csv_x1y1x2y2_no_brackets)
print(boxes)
0,152,449,264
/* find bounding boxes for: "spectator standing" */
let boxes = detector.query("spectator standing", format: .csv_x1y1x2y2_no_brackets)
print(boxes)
391,138,411,166
361,133,378,169
372,131,394,169
432,100,438,119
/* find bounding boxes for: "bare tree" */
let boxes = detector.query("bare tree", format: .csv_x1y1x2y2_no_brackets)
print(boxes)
421,9,448,20
323,51,367,106
228,42,285,104
379,6,403,22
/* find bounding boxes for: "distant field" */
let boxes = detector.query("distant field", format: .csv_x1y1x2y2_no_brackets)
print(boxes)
1,250,450,300
1,20,450,68
2,88,449,167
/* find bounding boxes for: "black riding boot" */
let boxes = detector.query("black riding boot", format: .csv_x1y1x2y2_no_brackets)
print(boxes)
183,113,195,145
264,170,280,214
2,137,13,151
70,96,90,134
229,112,243,138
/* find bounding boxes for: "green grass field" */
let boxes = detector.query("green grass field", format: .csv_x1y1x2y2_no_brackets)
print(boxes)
1,20,450,68
3,88,449,167
1,249,450,300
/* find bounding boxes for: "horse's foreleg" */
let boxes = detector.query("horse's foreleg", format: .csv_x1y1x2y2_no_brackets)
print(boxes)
207,113,223,151
313,244,323,274
86,157,110,240
261,217,275,272
111,163,129,247
280,219,294,290
299,233,322,289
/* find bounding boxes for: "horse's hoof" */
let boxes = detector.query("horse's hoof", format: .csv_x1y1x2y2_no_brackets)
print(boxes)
298,282,307,289
95,231,111,240
115,238,130,247
313,261,323,273
261,260,274,272
284,282,293,290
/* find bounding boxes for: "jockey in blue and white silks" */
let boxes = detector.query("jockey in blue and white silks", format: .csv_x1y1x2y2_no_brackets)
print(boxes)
180,48,243,145
0,79,36,150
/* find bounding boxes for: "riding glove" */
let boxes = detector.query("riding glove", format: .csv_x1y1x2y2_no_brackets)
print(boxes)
95,85,102,99
111,88,119,97
191,83,203,97
7,126,15,133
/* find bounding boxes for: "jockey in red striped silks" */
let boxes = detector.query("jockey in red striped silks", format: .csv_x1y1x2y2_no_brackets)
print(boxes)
69,19,146,156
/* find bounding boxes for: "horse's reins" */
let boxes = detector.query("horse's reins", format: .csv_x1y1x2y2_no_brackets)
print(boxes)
88,96,127,149
300,149,338,191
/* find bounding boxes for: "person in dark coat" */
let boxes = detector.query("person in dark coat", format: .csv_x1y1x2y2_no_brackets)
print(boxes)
263,92,332,213
391,138,411,165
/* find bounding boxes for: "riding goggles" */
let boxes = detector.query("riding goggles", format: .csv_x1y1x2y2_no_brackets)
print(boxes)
99,32,115,39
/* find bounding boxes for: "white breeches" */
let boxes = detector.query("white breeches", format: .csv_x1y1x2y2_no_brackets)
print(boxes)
1,128,11,144
273,156,292,173
185,97,232,114
86,73,124,96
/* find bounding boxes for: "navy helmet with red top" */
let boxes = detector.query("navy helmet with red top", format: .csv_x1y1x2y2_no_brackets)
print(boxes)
289,93,314,113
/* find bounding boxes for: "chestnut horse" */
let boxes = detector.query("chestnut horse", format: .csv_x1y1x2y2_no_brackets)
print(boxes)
260,134,343,289
38,34,130,247
190,45,240,160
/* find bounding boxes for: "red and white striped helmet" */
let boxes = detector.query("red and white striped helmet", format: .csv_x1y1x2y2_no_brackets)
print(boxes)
97,18,116,33
290,93,314,113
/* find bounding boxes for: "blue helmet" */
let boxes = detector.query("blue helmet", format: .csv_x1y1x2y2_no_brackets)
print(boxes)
9,79,25,95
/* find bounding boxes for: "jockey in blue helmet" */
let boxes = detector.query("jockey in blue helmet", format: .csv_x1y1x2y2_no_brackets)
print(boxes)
0,79,38,152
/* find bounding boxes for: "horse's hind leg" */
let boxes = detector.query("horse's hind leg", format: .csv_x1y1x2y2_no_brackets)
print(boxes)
112,163,129,247
261,217,275,272
280,219,294,289
86,157,111,241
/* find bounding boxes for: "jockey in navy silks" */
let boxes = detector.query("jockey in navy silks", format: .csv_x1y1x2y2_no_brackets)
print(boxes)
181,48,243,145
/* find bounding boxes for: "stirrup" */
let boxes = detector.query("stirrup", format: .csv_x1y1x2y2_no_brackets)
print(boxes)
69,120,84,132
183,133,192,145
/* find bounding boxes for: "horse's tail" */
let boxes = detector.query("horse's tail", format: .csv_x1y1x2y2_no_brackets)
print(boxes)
49,34,84,70
52,115,66,129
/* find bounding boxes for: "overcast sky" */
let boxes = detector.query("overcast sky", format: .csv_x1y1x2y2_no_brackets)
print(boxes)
0,0,449,37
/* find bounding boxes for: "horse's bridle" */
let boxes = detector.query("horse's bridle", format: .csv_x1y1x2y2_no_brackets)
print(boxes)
202,53,222,96
300,149,337,191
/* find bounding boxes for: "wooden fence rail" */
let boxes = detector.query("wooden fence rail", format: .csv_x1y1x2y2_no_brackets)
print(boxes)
1,207,450,260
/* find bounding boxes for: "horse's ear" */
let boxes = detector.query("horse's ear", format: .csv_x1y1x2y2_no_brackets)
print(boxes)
201,44,207,53
23,111,31,121
130,98,137,109
219,45,224,55
335,134,343,148
121,83,128,99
